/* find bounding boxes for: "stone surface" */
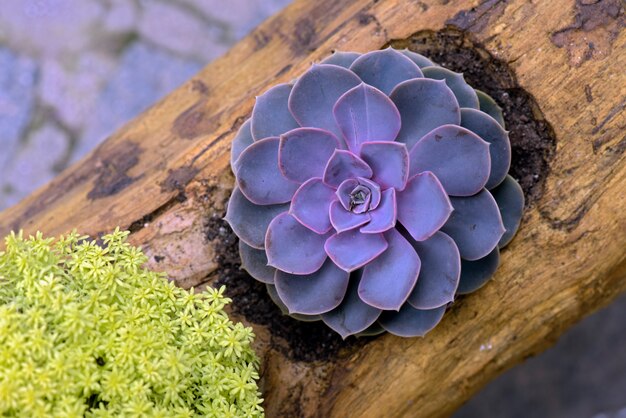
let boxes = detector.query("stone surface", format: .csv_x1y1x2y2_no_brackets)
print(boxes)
137,0,229,61
0,0,106,58
102,0,139,34
0,47,37,175
0,0,287,209
39,53,116,131
183,0,293,40
1,123,69,208
72,42,202,162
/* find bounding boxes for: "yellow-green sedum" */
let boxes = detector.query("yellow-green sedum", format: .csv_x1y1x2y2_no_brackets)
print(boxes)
0,229,263,417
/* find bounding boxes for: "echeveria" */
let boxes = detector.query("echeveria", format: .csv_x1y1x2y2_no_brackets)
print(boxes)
226,48,524,338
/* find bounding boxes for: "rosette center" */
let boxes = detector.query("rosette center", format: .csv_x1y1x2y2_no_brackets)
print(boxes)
349,185,371,213
335,176,382,214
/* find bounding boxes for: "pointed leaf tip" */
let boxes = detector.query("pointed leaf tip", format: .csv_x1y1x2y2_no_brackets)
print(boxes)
397,172,452,242
251,83,299,141
279,127,341,183
390,78,461,150
325,229,388,272
441,189,505,261
235,137,299,205
265,212,328,274
290,178,335,234
289,64,361,140
323,149,373,187
406,231,461,309
350,48,423,95
379,304,446,338
409,124,491,197
333,83,401,152
358,228,420,310
275,259,349,315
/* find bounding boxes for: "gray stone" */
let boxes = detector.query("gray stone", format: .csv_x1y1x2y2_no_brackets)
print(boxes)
0,47,37,172
39,53,116,131
182,0,293,40
73,42,202,162
0,123,69,210
0,0,297,209
0,0,105,58
137,0,229,61
102,0,139,34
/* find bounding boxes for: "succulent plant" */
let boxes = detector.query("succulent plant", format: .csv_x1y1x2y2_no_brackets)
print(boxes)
226,48,524,338
0,229,263,416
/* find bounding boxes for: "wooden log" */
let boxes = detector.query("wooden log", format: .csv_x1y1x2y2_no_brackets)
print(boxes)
1,0,624,416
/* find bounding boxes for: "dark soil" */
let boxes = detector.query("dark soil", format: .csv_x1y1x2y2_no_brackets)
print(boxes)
389,28,557,206
211,28,557,363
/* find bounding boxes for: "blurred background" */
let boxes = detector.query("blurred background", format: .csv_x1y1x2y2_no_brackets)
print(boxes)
0,0,290,209
0,1,624,417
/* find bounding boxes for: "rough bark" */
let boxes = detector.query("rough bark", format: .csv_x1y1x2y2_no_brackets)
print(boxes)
0,0,624,417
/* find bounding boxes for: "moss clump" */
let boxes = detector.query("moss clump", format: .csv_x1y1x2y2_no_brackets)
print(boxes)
0,229,263,417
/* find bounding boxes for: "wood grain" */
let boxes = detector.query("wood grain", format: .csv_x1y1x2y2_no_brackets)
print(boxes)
0,0,624,416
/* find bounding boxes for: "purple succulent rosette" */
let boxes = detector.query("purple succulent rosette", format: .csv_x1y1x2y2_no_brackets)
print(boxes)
226,48,524,338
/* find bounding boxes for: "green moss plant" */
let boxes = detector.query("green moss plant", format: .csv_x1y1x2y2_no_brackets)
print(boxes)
0,229,263,417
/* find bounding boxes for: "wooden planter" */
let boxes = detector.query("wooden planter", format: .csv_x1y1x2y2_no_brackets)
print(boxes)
1,0,624,416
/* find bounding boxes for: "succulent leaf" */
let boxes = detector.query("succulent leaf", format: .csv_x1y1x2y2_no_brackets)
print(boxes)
475,89,505,128
441,189,505,260
400,49,434,68
333,83,401,153
265,212,329,274
230,119,254,172
360,188,397,234
355,322,386,337
356,176,382,210
358,228,421,310
397,172,453,241
329,200,371,232
251,83,300,141
235,137,299,205
350,48,423,95
266,283,321,321
406,231,461,309
409,124,491,196
422,66,480,109
279,127,342,183
461,108,511,189
290,178,336,233
275,259,350,315
225,187,288,249
266,283,289,314
239,240,276,284
456,247,500,294
379,304,446,337
360,141,409,190
325,229,388,272
322,273,382,339
321,51,362,68
491,175,525,248
323,149,373,187
390,78,461,149
336,178,360,210
288,64,361,139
